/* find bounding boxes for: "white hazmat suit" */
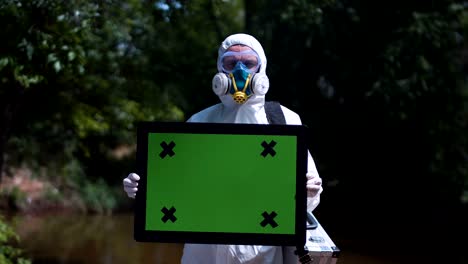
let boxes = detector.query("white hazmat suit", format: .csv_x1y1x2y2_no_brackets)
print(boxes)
184,33,322,264
123,33,323,264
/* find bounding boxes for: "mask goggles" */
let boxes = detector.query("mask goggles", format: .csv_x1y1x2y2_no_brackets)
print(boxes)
219,50,261,74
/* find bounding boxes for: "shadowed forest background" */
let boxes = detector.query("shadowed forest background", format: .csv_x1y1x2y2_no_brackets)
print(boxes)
0,0,467,263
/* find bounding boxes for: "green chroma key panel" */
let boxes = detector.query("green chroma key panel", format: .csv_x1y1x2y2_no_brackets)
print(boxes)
134,122,308,246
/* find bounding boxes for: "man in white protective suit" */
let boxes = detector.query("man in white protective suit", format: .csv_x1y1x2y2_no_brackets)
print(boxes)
123,33,323,264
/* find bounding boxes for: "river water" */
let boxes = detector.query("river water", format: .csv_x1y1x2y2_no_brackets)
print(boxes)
6,212,447,264
10,213,183,264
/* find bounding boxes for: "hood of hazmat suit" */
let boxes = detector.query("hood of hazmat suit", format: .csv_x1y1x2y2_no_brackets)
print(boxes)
188,33,272,124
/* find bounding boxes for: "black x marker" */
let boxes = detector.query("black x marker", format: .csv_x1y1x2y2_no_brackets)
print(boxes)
261,140,277,157
160,141,176,158
260,211,278,228
161,206,177,223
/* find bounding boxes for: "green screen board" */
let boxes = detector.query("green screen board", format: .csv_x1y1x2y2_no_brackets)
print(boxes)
134,122,308,246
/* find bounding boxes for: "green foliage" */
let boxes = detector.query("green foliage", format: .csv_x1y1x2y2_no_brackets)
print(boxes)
80,178,118,214
0,216,31,264
1,1,187,187
1,0,245,213
1,187,27,210
0,0,91,91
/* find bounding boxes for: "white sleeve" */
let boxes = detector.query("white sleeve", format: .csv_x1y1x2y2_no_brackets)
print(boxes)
281,105,322,211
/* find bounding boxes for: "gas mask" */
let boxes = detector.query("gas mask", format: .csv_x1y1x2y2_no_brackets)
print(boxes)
212,50,269,104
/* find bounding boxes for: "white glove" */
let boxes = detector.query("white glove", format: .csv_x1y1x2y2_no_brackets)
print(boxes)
306,172,323,211
123,173,140,198
306,172,322,198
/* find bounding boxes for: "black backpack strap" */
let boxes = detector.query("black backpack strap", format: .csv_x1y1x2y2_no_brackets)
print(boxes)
264,101,286,125
268,100,312,262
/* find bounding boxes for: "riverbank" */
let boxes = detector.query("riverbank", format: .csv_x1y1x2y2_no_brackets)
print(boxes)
0,167,128,215
0,168,67,213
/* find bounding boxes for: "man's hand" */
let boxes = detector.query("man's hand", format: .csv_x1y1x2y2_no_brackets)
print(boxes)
123,173,140,198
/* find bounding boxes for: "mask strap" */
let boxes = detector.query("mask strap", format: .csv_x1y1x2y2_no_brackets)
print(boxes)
229,73,252,92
